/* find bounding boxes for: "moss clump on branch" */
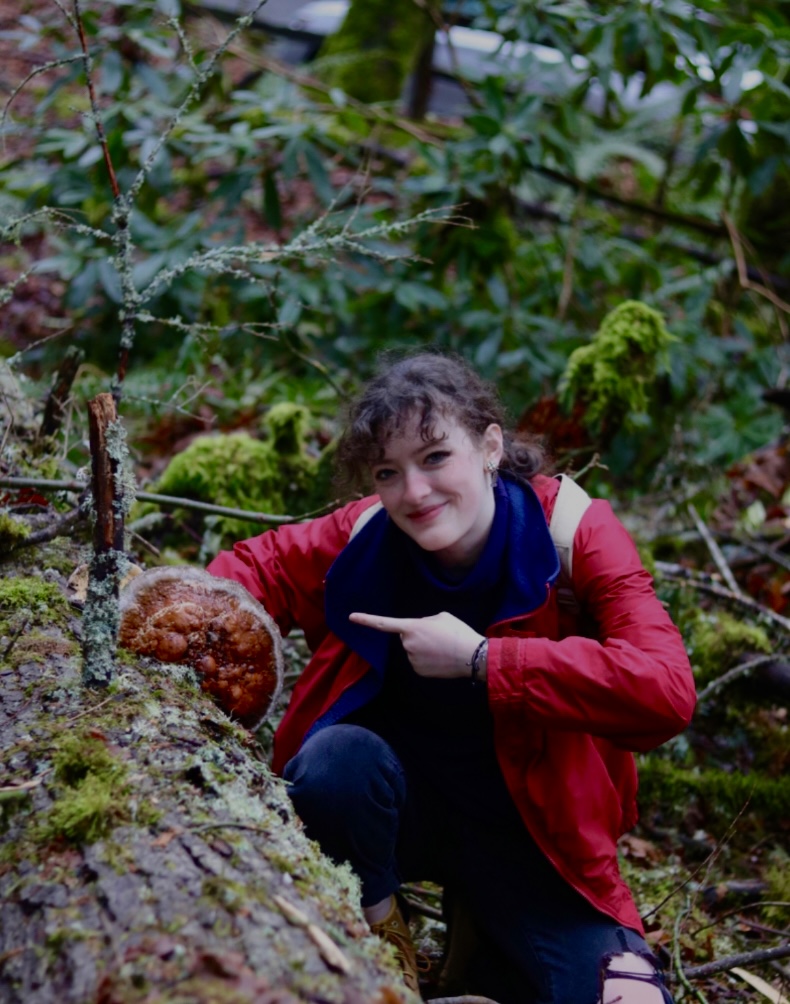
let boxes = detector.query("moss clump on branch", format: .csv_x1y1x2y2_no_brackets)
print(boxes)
145,403,335,542
559,300,675,435
0,512,30,553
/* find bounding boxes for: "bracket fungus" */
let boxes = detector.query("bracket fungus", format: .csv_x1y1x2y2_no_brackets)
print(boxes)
119,568,283,730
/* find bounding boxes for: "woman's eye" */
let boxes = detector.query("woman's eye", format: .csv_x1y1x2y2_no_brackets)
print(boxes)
373,468,396,483
425,451,450,466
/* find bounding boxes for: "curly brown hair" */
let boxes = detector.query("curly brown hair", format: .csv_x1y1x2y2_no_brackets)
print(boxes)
335,351,548,492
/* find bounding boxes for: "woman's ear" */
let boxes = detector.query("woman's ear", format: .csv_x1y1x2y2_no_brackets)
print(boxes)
483,423,504,465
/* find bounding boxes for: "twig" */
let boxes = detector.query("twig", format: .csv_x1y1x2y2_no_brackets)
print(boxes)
688,503,744,597
74,0,121,200
426,997,503,1003
723,213,790,339
672,898,709,1003
227,46,445,146
557,191,586,320
681,943,790,981
567,452,607,483
696,654,778,703
730,536,790,576
189,822,270,835
642,798,752,923
402,895,444,921
0,477,349,527
40,346,85,438
11,507,85,550
65,694,117,723
1,615,31,661
0,773,48,794
655,561,790,634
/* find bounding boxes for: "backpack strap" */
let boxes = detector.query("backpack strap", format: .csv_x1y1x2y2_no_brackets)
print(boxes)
549,473,593,610
350,500,384,540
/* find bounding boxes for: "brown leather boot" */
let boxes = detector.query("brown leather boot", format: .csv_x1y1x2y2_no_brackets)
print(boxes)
369,896,422,994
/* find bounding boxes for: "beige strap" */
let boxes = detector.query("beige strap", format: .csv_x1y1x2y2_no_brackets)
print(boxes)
350,500,384,540
549,474,593,579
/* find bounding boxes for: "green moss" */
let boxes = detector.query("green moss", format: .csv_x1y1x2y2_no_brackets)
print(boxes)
763,848,790,924
40,732,130,844
142,403,334,544
0,511,30,552
52,733,123,787
688,611,771,684
0,576,69,634
43,771,126,843
318,0,435,102
5,631,79,669
201,875,248,913
559,300,675,435
638,757,790,825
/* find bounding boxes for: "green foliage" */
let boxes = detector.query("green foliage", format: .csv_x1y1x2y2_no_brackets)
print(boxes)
558,301,675,436
2,0,788,492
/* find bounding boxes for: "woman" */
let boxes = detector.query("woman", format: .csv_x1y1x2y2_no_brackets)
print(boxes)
208,352,696,1003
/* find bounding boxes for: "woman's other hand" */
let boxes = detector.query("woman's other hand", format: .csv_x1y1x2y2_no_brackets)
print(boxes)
349,611,485,680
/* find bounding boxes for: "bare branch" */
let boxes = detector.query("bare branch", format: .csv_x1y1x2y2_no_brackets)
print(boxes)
687,502,743,597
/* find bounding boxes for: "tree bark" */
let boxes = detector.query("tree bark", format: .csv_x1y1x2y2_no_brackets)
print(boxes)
319,0,438,106
0,541,410,1004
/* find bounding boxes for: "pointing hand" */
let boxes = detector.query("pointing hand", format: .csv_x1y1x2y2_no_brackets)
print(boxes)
349,611,485,680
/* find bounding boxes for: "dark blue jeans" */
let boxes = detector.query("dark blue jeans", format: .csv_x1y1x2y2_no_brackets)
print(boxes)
283,724,673,1004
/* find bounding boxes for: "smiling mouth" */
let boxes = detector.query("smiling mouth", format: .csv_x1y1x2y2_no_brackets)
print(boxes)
406,503,445,523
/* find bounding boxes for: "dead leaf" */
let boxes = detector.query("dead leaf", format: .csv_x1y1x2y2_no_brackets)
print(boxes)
731,967,789,1004
151,826,183,848
618,834,660,863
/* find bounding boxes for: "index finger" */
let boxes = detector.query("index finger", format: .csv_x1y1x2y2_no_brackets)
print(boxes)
349,612,413,634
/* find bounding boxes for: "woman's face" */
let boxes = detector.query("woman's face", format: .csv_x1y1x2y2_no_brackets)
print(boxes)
370,412,503,569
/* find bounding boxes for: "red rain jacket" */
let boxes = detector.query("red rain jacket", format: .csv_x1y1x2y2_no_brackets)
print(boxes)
208,474,696,932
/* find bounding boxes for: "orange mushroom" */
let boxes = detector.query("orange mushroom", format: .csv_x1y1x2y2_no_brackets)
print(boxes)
119,568,283,731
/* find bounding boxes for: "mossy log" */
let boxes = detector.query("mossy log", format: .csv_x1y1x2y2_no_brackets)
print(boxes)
0,548,411,1004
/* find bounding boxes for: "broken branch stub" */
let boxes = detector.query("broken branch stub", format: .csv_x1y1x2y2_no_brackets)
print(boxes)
119,568,284,730
82,393,127,687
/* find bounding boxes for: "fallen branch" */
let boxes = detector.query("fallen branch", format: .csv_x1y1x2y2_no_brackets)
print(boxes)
680,943,790,981
654,561,790,634
688,502,743,598
11,506,85,549
0,476,349,528
696,654,779,703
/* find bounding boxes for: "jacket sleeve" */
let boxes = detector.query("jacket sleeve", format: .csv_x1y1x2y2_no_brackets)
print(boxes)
206,498,378,647
486,499,696,752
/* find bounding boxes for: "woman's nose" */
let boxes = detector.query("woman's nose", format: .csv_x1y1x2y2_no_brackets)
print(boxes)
402,468,431,503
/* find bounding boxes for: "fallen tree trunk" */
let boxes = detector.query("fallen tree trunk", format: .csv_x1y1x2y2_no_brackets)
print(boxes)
0,544,410,1004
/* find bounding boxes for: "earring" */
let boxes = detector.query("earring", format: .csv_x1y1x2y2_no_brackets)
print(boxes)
486,459,498,486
